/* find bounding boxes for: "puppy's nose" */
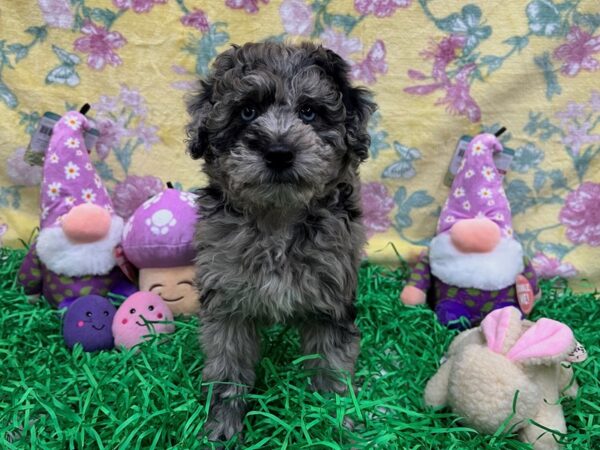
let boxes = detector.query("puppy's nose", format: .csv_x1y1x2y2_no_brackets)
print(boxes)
264,144,294,169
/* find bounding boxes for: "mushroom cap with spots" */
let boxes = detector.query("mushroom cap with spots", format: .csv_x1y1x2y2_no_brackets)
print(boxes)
121,188,200,269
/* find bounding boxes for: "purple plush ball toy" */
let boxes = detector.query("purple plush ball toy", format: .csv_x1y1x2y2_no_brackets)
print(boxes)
63,295,116,351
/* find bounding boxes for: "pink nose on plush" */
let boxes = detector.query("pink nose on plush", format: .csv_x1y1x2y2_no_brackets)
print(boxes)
450,218,501,253
62,203,111,243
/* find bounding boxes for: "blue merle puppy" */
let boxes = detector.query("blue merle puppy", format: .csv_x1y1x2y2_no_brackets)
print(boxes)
185,41,376,441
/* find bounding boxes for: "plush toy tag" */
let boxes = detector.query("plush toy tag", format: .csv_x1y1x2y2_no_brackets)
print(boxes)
114,245,138,284
515,274,535,315
26,111,99,165
566,341,588,363
444,135,515,187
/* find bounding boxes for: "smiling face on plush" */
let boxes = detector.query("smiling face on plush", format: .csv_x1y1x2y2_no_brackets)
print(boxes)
139,265,199,316
112,291,175,349
63,295,116,351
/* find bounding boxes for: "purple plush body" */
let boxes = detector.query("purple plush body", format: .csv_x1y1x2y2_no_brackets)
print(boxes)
63,295,116,351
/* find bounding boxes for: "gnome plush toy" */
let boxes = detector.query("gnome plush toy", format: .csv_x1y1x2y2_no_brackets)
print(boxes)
400,133,539,329
18,111,130,308
121,185,200,316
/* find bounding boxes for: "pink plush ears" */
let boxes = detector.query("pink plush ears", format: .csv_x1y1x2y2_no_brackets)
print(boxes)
481,307,575,364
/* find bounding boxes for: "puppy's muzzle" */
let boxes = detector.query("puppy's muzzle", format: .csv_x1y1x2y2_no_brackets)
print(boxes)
264,144,294,170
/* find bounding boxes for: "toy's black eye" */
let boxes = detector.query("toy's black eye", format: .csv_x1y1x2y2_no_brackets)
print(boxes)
103,311,109,316
148,305,154,311
241,106,257,122
299,106,316,122
85,311,92,317
129,308,136,314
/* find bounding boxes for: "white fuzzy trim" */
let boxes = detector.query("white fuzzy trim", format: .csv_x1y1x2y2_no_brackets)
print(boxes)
37,216,123,277
430,233,524,290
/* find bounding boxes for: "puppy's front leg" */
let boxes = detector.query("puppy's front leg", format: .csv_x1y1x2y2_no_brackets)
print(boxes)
300,316,360,393
200,310,260,442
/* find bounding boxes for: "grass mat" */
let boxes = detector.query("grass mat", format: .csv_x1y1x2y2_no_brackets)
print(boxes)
1,247,599,449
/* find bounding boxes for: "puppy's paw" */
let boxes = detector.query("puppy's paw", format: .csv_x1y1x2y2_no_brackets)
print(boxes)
204,402,244,444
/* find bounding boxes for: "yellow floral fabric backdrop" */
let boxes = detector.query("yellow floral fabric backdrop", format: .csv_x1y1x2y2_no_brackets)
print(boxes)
1,0,599,287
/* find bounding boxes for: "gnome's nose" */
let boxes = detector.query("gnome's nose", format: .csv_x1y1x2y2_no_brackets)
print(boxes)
450,218,501,253
62,203,111,243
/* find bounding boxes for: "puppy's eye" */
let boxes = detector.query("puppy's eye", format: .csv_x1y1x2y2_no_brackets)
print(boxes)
129,308,136,314
86,311,92,317
148,305,155,311
299,106,316,123
103,311,109,316
241,106,257,122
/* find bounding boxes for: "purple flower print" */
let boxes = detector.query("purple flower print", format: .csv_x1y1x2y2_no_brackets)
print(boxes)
112,175,164,219
561,121,600,156
351,40,387,84
6,147,43,186
113,0,167,13
119,84,147,115
361,182,394,238
436,63,481,122
531,252,577,279
559,182,600,246
320,28,362,61
554,100,586,125
95,118,127,160
73,21,127,70
226,0,269,14
405,35,481,122
280,0,313,36
181,9,210,32
354,0,411,18
38,0,73,29
589,91,600,112
553,26,600,77
131,123,160,150
93,95,119,114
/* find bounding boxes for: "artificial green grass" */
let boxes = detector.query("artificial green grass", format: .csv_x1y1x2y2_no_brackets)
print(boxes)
1,247,599,450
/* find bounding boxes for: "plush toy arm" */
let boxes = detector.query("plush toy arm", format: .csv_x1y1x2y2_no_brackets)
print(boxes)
558,364,579,398
400,252,431,305
522,256,540,297
18,241,43,296
424,360,451,407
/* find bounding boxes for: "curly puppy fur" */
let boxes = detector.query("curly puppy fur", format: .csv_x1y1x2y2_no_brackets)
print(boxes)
185,41,376,441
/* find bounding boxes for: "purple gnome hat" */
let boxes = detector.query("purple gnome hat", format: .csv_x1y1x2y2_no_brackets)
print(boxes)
121,186,199,269
41,112,114,229
437,133,514,238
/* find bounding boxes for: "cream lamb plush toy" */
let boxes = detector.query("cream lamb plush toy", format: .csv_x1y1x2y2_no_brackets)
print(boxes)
424,306,581,449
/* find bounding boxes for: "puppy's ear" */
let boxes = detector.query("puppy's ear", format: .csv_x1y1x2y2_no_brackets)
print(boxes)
310,46,377,162
185,78,213,160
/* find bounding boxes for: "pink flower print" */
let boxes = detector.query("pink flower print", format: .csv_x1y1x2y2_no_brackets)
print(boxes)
421,34,466,80
532,252,577,279
113,0,167,13
435,63,481,122
361,182,394,238
111,175,164,219
38,0,74,29
73,21,127,70
559,182,600,246
553,26,600,77
351,40,387,84
93,95,119,114
226,0,269,14
320,28,362,61
354,0,411,18
181,9,210,32
7,147,43,186
280,0,313,36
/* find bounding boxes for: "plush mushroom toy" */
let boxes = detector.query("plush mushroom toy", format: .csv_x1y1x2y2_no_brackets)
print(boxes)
121,184,200,316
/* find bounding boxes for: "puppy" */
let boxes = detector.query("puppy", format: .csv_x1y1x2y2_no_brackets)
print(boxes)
185,41,376,441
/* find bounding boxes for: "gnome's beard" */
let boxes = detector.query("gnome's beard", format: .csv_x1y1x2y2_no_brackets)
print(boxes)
429,232,524,291
37,216,124,277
